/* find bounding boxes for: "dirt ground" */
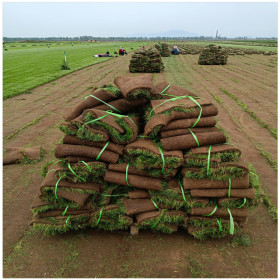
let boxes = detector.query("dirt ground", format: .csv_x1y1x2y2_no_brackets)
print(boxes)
3,53,277,278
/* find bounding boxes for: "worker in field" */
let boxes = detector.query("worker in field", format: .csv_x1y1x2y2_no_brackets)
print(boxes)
171,46,180,55
119,46,127,56
94,51,113,57
141,45,145,50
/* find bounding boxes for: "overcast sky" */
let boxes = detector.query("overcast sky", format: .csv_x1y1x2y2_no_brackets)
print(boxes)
2,2,278,38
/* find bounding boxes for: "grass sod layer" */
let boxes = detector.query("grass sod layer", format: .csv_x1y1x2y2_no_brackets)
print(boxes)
3,41,148,99
124,148,181,171
20,147,45,164
184,149,241,168
149,188,215,211
128,89,152,100
82,113,137,143
183,165,246,181
135,211,186,234
33,215,89,236
186,221,241,241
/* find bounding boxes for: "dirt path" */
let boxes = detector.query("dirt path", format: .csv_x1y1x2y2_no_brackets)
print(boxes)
3,54,277,278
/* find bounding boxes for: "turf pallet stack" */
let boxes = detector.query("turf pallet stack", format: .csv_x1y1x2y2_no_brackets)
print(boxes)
129,48,165,73
31,74,260,240
155,43,170,57
198,44,228,65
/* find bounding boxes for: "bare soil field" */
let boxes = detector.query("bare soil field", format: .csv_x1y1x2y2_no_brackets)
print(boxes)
3,53,277,278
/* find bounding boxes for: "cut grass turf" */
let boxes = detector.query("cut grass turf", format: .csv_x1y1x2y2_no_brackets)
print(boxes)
3,41,146,99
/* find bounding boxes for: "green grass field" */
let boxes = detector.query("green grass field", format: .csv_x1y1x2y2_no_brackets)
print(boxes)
3,41,148,99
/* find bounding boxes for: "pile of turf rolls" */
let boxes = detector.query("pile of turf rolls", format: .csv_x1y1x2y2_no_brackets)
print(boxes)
198,44,229,65
129,48,165,73
154,43,170,57
31,74,260,239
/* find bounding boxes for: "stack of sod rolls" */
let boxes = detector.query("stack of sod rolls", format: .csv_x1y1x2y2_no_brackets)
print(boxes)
129,48,165,73
31,74,260,239
198,44,229,65
155,43,170,57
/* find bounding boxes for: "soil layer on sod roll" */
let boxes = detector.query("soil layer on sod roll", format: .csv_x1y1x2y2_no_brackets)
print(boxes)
128,189,150,199
95,98,147,113
81,109,139,144
155,80,198,98
183,173,249,189
3,146,43,165
161,130,226,151
62,135,124,155
108,163,178,179
54,143,119,163
160,126,219,138
190,188,255,198
191,206,249,218
64,85,121,121
114,74,158,100
124,138,183,171
123,198,157,215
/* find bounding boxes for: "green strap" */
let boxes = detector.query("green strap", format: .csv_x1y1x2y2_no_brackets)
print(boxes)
68,163,86,182
45,168,56,177
53,159,64,166
206,145,212,176
249,171,259,184
228,178,231,197
236,198,247,208
126,163,130,187
227,208,235,235
151,199,160,210
188,96,202,128
96,206,104,225
177,178,187,204
100,193,126,197
54,177,62,199
82,114,109,127
89,94,122,113
65,215,71,228
137,135,154,139
188,128,200,147
160,84,171,94
216,218,223,232
96,141,110,161
157,146,165,173
105,110,137,128
203,205,218,216
79,161,92,172
151,209,166,228
62,205,69,216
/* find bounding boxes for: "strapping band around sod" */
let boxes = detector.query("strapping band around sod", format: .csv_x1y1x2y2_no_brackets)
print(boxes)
227,208,235,235
96,206,104,225
45,168,56,177
188,128,200,147
160,84,171,95
88,94,122,113
207,145,212,176
54,177,63,199
68,163,86,182
96,141,110,161
203,205,218,216
177,177,187,204
151,199,160,210
216,218,223,232
151,209,166,228
79,161,92,172
236,198,247,208
62,205,69,216
157,146,165,173
126,163,130,187
65,215,71,228
228,178,231,198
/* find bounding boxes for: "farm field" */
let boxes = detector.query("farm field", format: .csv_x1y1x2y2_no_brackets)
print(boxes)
3,49,277,277
3,41,150,99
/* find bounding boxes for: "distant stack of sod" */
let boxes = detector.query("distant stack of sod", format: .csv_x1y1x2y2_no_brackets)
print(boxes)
155,43,170,57
129,48,165,73
198,44,228,65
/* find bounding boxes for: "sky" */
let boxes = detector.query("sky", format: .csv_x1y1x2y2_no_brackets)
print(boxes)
2,2,278,38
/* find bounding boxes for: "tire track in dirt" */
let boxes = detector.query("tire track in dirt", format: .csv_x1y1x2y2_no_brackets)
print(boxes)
173,55,277,205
